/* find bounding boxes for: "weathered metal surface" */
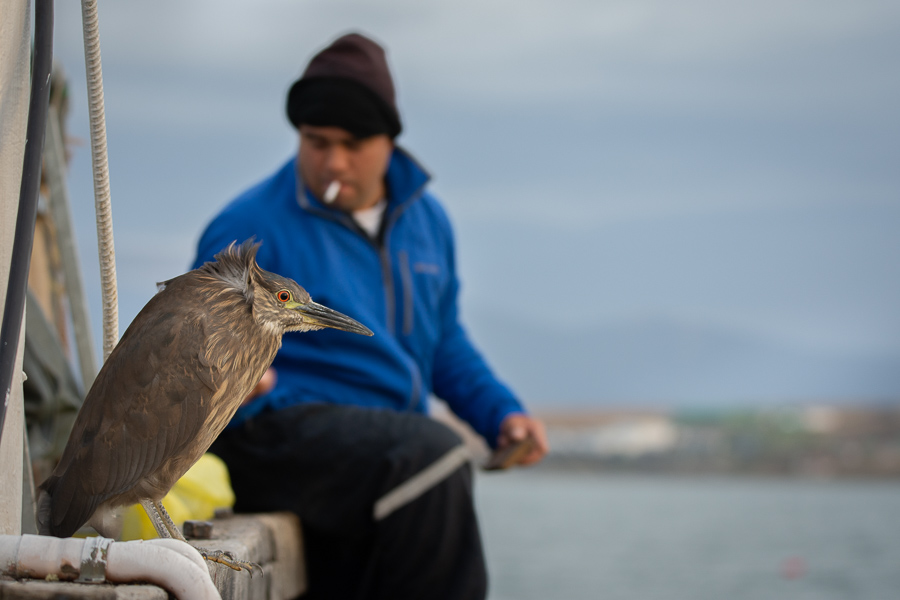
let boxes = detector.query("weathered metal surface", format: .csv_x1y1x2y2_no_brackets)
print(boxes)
183,520,214,540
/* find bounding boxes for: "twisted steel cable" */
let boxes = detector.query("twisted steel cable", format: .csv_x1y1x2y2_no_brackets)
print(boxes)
81,0,118,360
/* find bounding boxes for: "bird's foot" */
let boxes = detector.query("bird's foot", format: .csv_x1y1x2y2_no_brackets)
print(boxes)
198,548,262,576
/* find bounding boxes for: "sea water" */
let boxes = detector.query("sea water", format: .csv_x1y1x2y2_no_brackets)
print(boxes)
475,470,900,600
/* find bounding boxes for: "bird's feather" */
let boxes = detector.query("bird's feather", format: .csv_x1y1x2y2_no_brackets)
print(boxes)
39,258,278,537
34,241,350,538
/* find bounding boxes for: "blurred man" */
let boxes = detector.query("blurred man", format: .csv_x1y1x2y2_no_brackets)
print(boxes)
193,32,547,600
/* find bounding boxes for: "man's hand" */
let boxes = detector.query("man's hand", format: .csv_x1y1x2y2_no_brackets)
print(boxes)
242,367,277,406
495,413,549,466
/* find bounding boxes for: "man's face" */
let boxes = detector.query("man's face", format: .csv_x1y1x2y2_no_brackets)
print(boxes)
298,125,393,213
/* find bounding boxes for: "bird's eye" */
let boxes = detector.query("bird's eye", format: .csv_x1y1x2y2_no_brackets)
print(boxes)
277,290,291,303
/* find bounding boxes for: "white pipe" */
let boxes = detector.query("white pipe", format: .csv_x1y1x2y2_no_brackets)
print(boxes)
0,534,220,600
143,537,210,572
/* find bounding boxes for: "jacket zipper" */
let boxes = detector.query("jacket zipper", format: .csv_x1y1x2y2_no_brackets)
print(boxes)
379,244,395,335
297,167,429,411
399,250,414,336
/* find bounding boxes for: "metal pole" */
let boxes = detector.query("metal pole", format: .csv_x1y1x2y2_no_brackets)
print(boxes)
0,0,53,535
0,0,54,465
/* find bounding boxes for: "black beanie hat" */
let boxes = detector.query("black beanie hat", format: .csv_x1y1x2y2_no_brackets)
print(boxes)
286,33,402,139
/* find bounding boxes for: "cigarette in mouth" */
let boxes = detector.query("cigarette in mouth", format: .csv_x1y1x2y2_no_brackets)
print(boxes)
324,181,341,204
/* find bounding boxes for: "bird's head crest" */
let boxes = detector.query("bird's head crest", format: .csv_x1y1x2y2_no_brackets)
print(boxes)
199,238,373,338
205,239,264,302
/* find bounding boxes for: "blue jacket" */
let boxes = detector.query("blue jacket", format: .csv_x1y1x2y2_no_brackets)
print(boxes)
193,148,524,446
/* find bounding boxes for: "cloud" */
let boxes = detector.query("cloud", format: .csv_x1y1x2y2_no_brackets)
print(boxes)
57,0,900,113
51,0,900,401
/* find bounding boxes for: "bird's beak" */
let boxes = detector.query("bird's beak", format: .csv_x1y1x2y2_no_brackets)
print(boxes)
297,301,374,336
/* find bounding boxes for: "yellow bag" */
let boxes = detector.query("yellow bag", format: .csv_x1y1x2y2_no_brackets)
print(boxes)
120,453,235,541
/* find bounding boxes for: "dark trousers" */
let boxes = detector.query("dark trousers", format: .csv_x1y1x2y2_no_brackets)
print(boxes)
209,403,488,600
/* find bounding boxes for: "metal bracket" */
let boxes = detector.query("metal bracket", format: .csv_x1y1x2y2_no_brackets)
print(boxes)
76,535,113,583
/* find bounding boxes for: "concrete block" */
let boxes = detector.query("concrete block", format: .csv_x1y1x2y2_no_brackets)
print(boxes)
0,580,168,599
188,512,306,600
252,513,306,599
193,537,259,600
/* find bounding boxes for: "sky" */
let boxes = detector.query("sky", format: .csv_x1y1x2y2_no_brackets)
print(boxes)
50,0,900,409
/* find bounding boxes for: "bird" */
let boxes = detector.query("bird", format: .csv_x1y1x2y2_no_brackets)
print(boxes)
37,240,372,565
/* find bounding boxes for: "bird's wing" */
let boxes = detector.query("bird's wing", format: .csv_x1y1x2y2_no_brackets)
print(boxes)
42,277,247,537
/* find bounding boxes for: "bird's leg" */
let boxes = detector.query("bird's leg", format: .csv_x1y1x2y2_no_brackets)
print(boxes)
140,499,183,539
139,498,259,575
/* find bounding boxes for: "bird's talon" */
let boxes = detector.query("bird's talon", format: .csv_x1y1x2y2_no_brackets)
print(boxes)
199,549,260,575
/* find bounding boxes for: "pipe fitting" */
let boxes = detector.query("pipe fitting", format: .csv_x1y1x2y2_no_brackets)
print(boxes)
0,535,220,600
77,534,112,583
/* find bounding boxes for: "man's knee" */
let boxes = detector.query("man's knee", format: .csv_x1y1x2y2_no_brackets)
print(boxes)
373,416,472,519
386,414,465,471
419,415,465,455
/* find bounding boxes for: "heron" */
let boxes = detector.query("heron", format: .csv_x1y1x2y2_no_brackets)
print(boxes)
37,240,372,569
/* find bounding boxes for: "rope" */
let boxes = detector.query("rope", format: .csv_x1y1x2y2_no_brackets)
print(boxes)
81,0,119,361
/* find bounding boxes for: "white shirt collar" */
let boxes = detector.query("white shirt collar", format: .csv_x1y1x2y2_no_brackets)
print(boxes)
352,198,387,237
